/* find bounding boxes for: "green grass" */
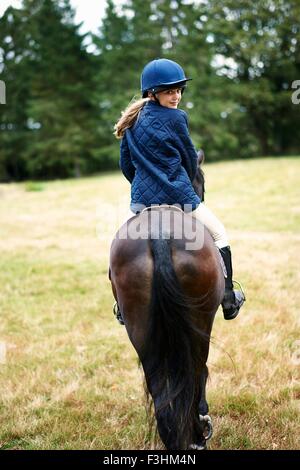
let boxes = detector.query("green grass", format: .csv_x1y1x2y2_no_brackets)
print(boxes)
0,157,299,449
24,181,45,192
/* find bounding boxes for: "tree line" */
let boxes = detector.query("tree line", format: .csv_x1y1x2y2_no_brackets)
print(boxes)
0,0,299,181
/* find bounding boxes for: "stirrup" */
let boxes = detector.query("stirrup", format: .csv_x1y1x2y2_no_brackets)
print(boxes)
233,280,246,301
222,281,245,320
113,302,125,325
189,414,213,450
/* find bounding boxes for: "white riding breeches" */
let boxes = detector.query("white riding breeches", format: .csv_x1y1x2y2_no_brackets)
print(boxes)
191,203,229,249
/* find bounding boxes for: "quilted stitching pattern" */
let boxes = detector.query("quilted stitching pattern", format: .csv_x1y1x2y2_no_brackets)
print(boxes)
120,100,201,212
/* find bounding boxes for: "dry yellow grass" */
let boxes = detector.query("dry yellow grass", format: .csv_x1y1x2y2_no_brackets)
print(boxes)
0,157,299,449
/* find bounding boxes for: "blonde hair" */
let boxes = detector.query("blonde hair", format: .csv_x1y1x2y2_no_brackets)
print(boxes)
114,97,150,139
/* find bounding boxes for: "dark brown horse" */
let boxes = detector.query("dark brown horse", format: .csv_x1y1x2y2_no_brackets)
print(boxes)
109,151,225,450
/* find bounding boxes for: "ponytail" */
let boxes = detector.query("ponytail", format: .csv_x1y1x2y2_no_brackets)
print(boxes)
114,97,150,139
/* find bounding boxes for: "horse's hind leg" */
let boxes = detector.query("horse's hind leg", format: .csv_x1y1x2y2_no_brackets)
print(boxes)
197,365,214,448
190,366,211,450
199,365,209,416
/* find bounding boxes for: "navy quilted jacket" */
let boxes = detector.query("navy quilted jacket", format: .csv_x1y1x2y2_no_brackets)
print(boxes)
119,100,201,213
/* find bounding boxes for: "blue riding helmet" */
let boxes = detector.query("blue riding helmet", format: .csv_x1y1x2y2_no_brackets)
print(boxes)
141,58,192,98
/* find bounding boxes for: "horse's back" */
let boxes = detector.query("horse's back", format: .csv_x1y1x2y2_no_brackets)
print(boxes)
111,208,222,279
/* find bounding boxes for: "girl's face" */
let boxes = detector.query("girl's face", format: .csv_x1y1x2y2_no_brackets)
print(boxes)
150,88,182,109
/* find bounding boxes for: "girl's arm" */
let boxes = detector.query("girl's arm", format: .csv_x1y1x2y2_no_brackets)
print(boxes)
119,133,135,183
174,112,198,181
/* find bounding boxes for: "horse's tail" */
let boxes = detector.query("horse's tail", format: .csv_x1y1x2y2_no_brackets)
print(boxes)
141,236,207,450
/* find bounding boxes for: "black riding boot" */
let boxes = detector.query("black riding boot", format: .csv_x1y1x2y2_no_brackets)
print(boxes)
219,246,245,320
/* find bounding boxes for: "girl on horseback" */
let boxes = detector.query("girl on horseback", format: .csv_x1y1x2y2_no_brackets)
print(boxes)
114,58,245,321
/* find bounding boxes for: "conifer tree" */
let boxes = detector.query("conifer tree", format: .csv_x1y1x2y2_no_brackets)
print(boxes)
207,0,300,155
0,0,101,180
0,6,33,180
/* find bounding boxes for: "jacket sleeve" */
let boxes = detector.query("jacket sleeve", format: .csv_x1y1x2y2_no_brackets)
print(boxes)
173,112,198,182
119,132,135,183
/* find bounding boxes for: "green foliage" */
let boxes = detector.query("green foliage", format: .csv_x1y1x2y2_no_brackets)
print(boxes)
208,0,300,156
0,0,299,181
0,0,102,180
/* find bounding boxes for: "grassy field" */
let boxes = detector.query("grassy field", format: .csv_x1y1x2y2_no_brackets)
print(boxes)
0,157,299,450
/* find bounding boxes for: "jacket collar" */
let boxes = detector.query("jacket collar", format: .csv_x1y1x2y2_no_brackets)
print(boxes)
147,100,161,108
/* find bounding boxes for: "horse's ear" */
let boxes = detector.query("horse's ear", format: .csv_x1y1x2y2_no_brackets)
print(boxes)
197,149,205,166
192,149,205,202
